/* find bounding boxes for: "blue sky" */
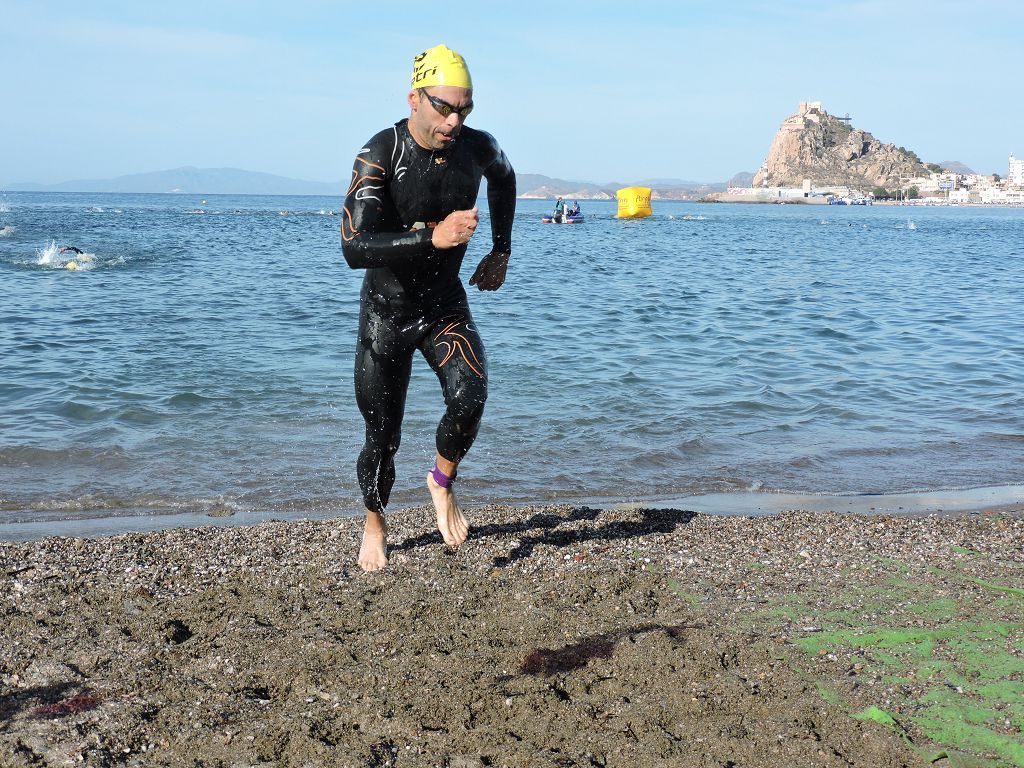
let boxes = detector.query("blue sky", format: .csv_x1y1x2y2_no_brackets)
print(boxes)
2,1,1019,186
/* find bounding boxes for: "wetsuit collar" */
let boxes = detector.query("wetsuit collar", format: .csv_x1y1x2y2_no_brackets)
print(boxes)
399,118,455,156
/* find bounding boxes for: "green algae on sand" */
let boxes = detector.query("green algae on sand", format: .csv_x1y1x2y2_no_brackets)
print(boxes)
744,549,1024,768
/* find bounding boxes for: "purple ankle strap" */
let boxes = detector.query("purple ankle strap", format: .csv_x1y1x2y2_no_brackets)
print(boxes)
431,465,456,488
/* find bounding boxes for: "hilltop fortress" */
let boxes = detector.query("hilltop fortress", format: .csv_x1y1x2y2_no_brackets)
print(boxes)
751,101,927,190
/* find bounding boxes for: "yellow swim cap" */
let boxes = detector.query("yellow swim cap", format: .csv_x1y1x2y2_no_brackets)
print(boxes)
411,44,472,90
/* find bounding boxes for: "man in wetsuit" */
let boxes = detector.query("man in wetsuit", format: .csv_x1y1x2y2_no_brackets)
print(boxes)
341,44,516,572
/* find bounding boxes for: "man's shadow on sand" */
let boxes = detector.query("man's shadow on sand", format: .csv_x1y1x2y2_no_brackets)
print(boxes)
390,506,696,567
0,681,101,723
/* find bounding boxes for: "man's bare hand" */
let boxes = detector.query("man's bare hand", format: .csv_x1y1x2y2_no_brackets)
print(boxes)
431,208,479,249
469,249,510,291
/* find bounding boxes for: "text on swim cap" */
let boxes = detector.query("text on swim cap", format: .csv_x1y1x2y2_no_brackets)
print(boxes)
412,66,438,85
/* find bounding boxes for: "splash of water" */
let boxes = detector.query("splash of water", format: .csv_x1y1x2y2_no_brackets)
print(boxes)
36,240,60,266
0,225,14,237
34,241,98,269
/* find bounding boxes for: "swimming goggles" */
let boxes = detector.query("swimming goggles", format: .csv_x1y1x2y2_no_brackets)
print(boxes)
422,91,474,119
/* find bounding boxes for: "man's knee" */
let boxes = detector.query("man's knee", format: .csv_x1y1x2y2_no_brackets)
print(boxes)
447,377,487,422
363,425,402,460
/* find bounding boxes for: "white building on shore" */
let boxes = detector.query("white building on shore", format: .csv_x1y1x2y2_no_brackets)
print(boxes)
1009,154,1024,187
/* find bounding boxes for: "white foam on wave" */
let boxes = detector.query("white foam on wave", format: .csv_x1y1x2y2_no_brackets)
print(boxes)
35,240,60,266
907,219,917,230
0,225,14,237
34,240,98,270
88,206,105,213
0,202,11,213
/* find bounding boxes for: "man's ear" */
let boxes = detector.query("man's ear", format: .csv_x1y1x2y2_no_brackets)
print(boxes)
407,89,419,113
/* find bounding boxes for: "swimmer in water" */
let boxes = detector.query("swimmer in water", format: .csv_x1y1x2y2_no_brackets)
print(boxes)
59,246,85,255
340,44,516,572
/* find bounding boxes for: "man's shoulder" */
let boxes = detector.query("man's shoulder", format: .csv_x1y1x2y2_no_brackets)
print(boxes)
358,121,408,156
459,126,513,177
459,126,506,165
460,125,500,150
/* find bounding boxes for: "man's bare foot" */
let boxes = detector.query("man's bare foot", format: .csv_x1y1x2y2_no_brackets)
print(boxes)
427,472,470,547
358,510,388,572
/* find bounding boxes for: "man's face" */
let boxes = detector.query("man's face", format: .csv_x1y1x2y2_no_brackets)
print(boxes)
407,85,473,150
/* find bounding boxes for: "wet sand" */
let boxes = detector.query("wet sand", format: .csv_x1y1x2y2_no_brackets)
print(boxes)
2,504,1022,767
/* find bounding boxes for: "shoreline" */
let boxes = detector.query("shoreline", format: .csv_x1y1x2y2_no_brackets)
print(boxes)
3,484,1023,544
2,503,1022,766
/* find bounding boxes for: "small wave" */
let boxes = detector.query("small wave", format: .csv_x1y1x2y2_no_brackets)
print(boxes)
165,391,215,407
0,444,129,468
0,225,14,237
87,206,104,213
0,492,244,522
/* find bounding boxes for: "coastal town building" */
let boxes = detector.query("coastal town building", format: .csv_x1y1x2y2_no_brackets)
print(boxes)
1009,154,1024,186
981,187,1024,205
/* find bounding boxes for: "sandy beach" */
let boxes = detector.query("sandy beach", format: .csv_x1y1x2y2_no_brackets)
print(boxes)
2,504,1022,767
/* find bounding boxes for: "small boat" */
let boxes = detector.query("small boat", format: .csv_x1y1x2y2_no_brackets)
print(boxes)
541,214,584,224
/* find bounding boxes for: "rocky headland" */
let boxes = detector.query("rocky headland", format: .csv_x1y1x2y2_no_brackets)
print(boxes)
752,102,928,190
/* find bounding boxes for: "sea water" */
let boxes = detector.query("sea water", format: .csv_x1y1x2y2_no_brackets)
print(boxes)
1,192,1022,535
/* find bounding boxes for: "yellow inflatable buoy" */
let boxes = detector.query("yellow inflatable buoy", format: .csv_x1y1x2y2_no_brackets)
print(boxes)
65,261,78,270
616,186,652,219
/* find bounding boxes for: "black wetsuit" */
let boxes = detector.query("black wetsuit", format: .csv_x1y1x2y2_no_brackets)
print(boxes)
341,119,516,513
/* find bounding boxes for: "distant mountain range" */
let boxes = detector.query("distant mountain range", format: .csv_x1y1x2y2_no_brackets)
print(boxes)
7,167,343,196
514,173,734,200
937,160,976,175
5,152,983,199
5,167,746,200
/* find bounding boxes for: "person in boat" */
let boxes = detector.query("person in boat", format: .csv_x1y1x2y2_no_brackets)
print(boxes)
340,43,516,572
552,196,565,222
568,200,580,218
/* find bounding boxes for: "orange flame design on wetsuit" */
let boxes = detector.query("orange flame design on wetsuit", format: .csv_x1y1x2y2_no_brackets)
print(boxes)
434,321,483,377
341,157,385,242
